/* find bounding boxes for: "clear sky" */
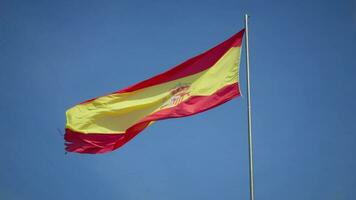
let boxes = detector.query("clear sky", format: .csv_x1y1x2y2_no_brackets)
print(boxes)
1,0,355,199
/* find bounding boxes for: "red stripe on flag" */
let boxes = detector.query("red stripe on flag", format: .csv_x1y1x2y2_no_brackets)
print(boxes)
65,129,124,154
65,83,240,154
81,30,244,104
117,30,244,93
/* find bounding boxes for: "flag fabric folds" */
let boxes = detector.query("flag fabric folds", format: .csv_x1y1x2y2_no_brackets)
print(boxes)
65,29,245,154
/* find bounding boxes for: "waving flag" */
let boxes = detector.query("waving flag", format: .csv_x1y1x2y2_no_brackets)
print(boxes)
65,29,245,154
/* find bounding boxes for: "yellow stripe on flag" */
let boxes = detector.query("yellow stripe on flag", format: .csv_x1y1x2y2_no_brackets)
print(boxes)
66,47,241,134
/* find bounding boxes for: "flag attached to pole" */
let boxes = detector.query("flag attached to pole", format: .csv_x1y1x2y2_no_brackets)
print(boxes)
65,29,245,154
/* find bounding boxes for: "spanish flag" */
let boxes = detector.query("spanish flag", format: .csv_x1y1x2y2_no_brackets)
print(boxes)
65,29,245,154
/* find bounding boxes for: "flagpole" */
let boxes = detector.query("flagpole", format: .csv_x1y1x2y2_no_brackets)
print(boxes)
244,14,255,200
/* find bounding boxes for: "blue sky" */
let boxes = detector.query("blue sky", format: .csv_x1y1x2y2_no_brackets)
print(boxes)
1,0,355,199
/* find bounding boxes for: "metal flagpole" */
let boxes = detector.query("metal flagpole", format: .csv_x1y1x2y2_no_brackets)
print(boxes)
244,14,255,200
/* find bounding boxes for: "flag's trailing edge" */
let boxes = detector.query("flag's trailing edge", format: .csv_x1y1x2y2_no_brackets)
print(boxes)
65,29,245,154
